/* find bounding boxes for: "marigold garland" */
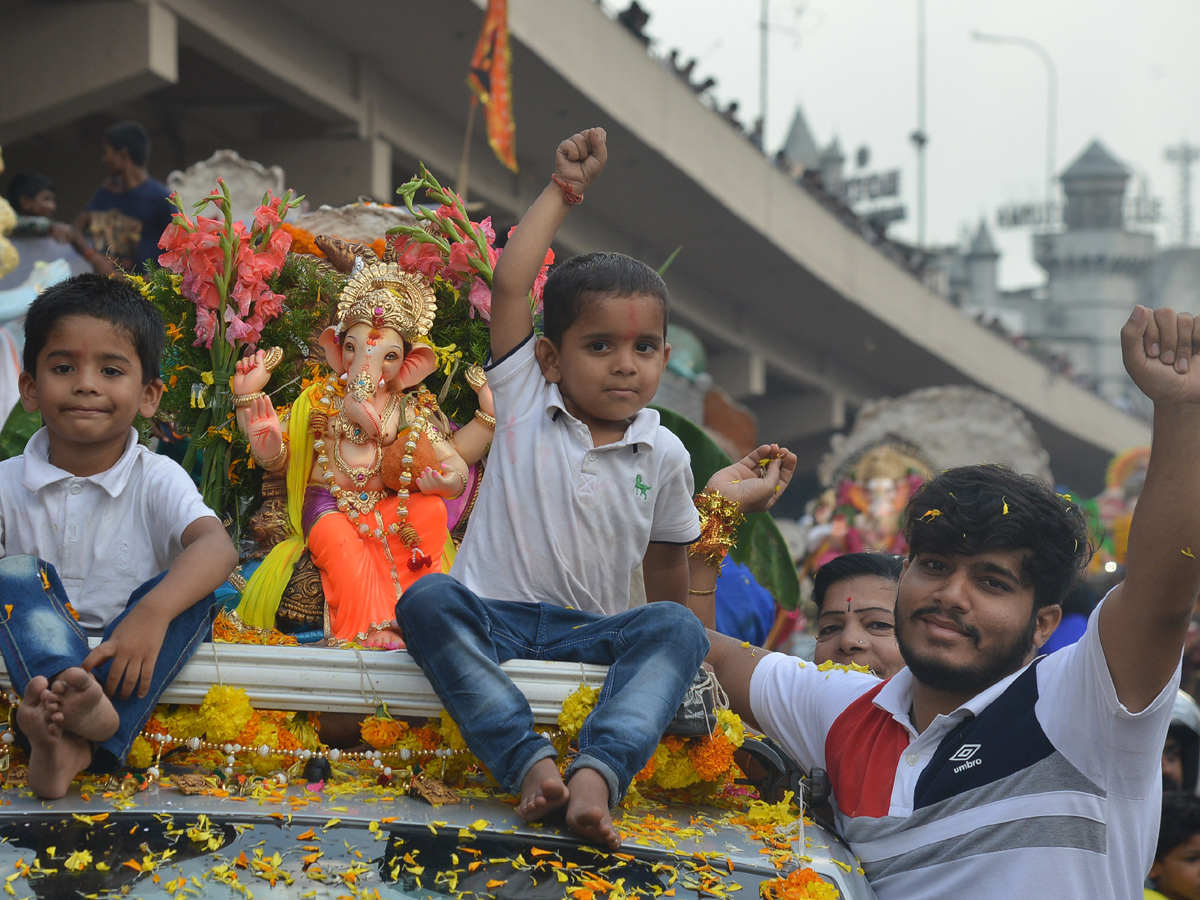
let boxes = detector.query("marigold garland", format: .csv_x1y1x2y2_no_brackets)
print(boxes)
557,683,601,738
560,683,747,795
690,487,746,566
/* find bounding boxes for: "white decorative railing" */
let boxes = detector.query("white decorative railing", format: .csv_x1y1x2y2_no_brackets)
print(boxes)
0,643,608,724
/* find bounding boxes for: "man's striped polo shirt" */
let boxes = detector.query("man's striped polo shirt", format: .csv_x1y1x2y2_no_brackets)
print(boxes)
750,601,1177,899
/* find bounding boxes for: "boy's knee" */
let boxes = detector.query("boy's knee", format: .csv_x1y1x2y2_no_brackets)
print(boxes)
396,573,462,620
0,555,41,578
653,603,709,658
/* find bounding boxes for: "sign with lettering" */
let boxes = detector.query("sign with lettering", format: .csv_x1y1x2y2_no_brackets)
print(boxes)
996,197,1162,230
843,170,901,205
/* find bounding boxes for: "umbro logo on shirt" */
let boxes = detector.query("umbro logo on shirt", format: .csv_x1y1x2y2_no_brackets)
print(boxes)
950,743,983,773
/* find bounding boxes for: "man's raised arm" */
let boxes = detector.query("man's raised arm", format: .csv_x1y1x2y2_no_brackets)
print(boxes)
1101,306,1200,711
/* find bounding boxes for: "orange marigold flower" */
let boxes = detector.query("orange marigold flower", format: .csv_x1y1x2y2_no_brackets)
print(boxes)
688,731,734,782
759,866,841,899
237,711,263,748
635,753,657,782
360,716,404,750
413,725,441,751
280,223,323,257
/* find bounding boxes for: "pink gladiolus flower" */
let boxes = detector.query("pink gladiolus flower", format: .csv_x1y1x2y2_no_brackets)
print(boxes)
396,239,446,282
255,288,286,323
444,242,475,287
531,270,548,313
193,307,217,348
253,199,282,231
467,278,492,322
158,221,192,252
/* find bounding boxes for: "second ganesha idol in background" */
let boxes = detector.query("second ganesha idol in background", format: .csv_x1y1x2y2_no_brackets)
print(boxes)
232,260,494,648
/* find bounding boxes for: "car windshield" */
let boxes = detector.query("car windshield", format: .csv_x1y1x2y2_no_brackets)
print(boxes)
0,812,842,900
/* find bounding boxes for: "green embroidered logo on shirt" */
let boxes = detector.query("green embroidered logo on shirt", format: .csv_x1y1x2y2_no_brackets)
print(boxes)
634,474,651,498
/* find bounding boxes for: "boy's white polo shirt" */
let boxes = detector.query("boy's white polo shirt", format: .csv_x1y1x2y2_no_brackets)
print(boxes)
0,427,216,632
451,335,700,616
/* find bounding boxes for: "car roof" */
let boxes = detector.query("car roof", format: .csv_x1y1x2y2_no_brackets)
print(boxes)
0,777,877,898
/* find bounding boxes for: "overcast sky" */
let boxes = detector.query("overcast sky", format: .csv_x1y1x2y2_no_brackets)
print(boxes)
632,0,1200,289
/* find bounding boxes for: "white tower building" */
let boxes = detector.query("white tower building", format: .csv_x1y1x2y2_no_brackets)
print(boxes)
1034,140,1155,403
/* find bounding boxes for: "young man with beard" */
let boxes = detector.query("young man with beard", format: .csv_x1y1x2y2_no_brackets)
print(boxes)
703,306,1200,898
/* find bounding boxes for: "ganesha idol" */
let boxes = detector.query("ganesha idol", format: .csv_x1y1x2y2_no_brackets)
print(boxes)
231,262,494,648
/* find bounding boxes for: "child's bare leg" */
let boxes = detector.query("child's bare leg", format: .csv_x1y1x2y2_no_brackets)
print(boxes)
49,667,119,743
516,757,569,821
565,767,620,849
18,677,93,799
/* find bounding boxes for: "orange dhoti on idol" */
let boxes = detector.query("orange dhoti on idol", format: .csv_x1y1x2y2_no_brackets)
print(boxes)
306,490,447,641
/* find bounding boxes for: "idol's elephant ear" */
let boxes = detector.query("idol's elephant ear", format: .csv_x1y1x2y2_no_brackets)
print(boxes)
394,345,437,391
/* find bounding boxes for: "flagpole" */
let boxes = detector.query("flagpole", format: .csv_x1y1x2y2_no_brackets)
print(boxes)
456,95,479,200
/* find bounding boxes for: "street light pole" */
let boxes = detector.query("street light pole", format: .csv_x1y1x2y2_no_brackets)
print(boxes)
760,0,769,143
911,0,928,247
971,31,1057,209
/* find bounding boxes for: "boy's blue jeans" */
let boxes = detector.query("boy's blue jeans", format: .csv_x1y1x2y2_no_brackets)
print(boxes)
0,556,218,772
396,573,709,805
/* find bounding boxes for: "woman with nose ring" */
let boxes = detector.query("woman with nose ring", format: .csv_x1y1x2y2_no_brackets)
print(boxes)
812,552,905,678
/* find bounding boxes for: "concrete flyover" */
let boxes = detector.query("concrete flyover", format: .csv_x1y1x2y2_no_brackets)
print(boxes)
1,0,1148,494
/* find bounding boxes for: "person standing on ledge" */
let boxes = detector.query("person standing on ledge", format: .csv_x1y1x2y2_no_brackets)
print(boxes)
74,121,174,275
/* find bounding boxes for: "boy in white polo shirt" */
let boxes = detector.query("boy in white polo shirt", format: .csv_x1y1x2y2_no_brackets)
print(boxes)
0,274,237,798
397,128,706,849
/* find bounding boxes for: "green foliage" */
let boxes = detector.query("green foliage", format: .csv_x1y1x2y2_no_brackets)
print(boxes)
653,406,800,611
0,403,39,462
422,280,492,424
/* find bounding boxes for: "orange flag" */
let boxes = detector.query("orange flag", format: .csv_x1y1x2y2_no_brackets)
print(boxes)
467,0,518,173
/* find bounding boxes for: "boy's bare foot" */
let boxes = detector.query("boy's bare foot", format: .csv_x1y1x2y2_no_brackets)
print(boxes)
18,677,93,799
516,757,569,821
565,767,620,849
50,668,119,743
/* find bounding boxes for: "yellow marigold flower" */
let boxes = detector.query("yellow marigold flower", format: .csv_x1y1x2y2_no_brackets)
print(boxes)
557,684,600,739
361,716,404,750
200,684,254,743
716,708,746,748
64,850,92,872
815,660,873,675
734,792,798,829
654,751,701,790
437,711,469,751
249,722,281,774
164,706,207,741
127,736,154,769
288,712,322,751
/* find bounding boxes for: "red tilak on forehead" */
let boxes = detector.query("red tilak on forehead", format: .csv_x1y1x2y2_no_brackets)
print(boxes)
846,596,853,606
